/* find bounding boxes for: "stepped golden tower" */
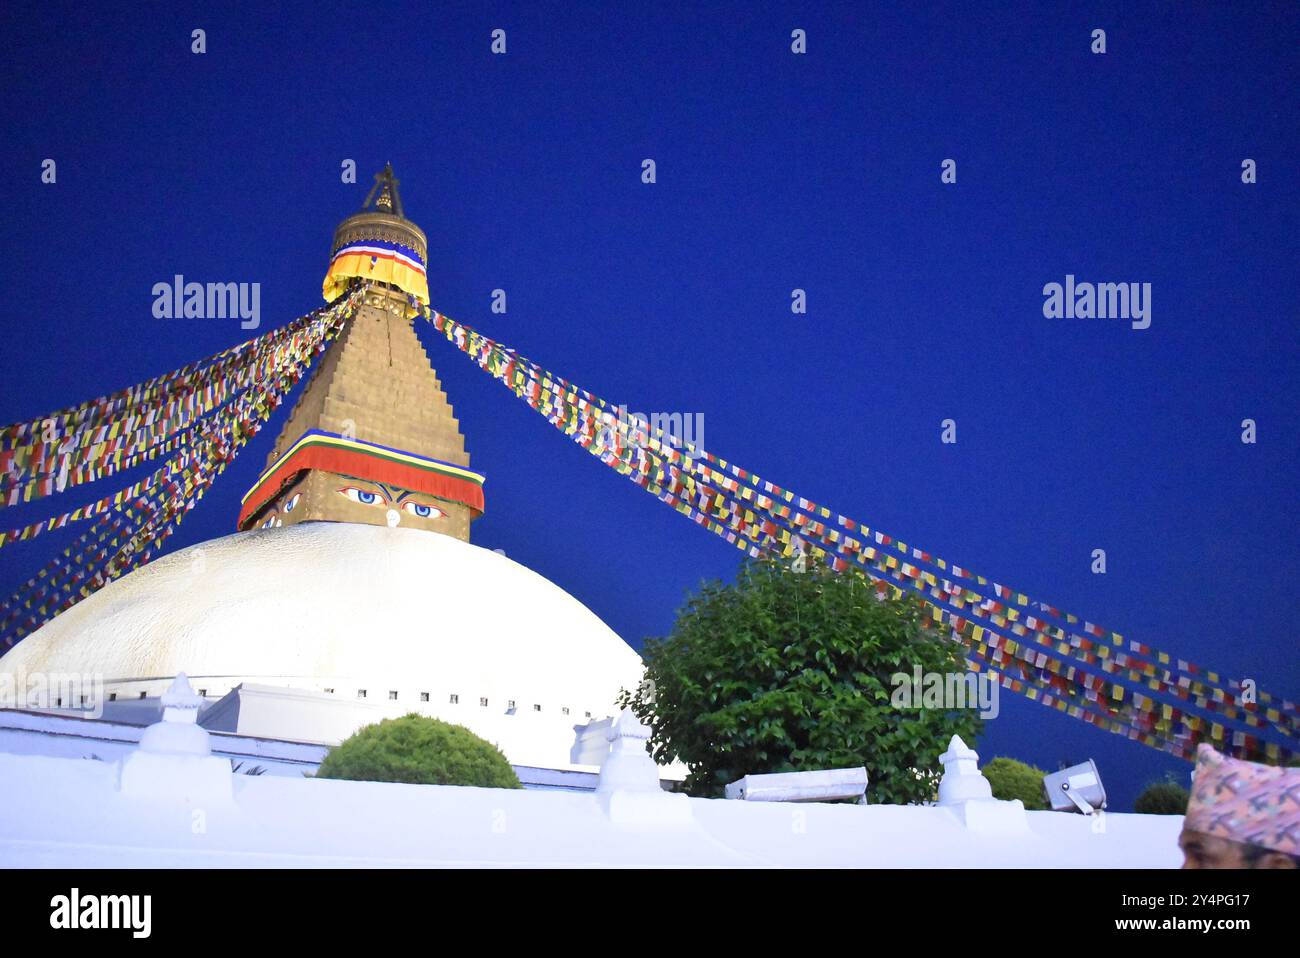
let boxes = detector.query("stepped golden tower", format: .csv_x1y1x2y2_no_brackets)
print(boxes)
237,166,485,540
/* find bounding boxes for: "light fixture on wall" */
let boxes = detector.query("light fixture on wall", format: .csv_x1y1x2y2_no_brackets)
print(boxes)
1044,760,1107,813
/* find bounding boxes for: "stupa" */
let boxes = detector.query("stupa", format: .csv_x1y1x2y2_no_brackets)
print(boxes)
0,167,645,771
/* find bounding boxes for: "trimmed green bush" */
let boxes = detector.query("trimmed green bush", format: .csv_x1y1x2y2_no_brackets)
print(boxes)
316,713,521,788
1134,775,1189,815
982,757,1049,810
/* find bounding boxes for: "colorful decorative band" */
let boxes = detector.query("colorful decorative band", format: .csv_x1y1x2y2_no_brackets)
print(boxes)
237,429,484,529
329,240,426,277
322,240,430,310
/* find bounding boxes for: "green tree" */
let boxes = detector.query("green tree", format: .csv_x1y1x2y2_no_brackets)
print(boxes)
620,558,982,803
316,713,521,788
982,757,1049,809
1134,774,1190,815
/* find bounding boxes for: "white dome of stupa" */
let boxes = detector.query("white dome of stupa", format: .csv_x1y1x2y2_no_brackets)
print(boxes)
0,523,645,766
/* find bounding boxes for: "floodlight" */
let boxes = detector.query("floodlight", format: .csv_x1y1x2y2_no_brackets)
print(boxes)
1043,759,1107,813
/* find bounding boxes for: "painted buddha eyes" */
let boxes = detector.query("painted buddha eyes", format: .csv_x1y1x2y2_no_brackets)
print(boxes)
284,493,301,513
338,486,444,519
340,486,381,506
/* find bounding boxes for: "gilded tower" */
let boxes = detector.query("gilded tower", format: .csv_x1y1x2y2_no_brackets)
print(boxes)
238,166,485,540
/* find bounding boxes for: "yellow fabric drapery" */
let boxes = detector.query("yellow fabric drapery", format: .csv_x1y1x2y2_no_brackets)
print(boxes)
323,242,429,316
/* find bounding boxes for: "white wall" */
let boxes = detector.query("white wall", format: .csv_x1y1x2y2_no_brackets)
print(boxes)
0,741,1185,868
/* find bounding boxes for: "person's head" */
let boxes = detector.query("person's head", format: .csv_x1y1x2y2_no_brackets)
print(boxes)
1177,744,1299,869
1178,829,1298,869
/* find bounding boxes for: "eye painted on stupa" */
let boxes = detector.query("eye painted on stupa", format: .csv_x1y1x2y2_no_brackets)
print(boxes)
402,501,446,520
339,485,387,506
260,513,278,529
284,493,302,513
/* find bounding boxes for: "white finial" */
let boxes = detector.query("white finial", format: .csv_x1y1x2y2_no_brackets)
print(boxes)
935,734,1031,833
596,709,659,794
160,673,203,724
940,734,977,764
937,734,993,804
137,674,211,756
594,709,693,825
606,708,651,745
119,674,232,803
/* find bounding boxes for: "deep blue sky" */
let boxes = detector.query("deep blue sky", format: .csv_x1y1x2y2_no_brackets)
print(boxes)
1,2,1296,810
